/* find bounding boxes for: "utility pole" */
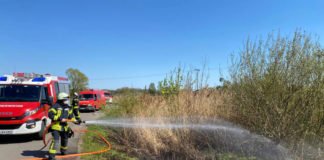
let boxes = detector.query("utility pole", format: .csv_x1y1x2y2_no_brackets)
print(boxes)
194,69,200,91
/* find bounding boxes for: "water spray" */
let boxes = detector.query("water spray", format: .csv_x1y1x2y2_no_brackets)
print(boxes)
83,118,293,160
25,118,293,160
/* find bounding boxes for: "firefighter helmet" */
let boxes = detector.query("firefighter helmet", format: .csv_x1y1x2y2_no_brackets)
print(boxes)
58,92,69,100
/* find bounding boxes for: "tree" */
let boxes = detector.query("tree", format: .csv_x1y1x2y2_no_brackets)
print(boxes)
66,68,89,95
148,83,156,95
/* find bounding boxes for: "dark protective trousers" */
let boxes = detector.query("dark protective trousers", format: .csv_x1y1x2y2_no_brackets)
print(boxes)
48,130,69,160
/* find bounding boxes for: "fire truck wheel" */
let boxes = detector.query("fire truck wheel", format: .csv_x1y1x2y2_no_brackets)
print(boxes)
35,120,46,140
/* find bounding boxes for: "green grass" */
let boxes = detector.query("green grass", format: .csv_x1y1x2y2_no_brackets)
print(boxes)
103,103,127,118
81,125,137,160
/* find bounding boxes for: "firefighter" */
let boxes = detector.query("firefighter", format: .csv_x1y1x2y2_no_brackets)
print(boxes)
48,92,82,160
72,92,81,122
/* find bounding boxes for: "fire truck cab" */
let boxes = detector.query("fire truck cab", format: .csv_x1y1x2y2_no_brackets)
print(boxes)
0,72,70,139
79,89,106,112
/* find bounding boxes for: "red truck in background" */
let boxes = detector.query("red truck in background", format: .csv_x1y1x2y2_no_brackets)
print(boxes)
78,89,106,112
0,72,70,139
104,91,113,104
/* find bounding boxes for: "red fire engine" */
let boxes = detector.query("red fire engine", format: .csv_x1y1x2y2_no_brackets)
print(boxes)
0,72,69,139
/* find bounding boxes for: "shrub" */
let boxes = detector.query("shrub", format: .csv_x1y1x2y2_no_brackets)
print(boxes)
229,31,324,146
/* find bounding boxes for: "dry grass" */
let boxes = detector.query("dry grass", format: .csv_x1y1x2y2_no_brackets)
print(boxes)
103,90,257,160
133,90,228,118
106,88,323,160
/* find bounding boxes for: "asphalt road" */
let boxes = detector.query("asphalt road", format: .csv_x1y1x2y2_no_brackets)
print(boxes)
0,111,103,160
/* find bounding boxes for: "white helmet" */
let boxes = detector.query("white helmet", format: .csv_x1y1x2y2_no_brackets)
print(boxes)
58,92,69,100
74,92,79,96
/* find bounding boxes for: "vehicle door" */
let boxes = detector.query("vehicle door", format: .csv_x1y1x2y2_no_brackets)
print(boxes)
40,86,51,116
96,93,103,108
100,92,106,106
93,93,98,108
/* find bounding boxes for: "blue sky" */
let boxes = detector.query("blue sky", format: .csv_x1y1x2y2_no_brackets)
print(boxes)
1,0,323,89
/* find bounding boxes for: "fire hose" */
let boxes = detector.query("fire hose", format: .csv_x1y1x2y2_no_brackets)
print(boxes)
23,120,112,160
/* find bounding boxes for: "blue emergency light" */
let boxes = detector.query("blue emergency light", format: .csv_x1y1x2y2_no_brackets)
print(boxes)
0,76,7,81
32,77,46,82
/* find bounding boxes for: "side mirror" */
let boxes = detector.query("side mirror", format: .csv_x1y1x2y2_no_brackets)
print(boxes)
44,96,54,105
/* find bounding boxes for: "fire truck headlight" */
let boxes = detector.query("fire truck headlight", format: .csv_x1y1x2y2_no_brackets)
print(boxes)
24,108,39,117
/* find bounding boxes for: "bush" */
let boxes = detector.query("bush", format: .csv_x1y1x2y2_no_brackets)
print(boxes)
229,31,324,149
158,67,183,97
113,92,139,116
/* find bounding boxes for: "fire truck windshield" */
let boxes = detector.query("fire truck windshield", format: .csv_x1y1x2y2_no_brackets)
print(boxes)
0,85,41,102
79,94,94,100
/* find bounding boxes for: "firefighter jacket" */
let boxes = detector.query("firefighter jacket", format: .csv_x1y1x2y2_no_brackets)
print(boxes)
48,103,76,132
71,97,81,120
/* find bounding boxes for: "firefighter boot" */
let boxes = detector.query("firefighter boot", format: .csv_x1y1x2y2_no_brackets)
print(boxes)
60,146,68,155
48,154,56,160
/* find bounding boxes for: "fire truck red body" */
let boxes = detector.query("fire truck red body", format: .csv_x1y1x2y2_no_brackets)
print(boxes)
79,89,106,111
0,73,69,138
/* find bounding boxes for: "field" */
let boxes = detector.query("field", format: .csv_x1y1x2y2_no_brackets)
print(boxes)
82,31,323,160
